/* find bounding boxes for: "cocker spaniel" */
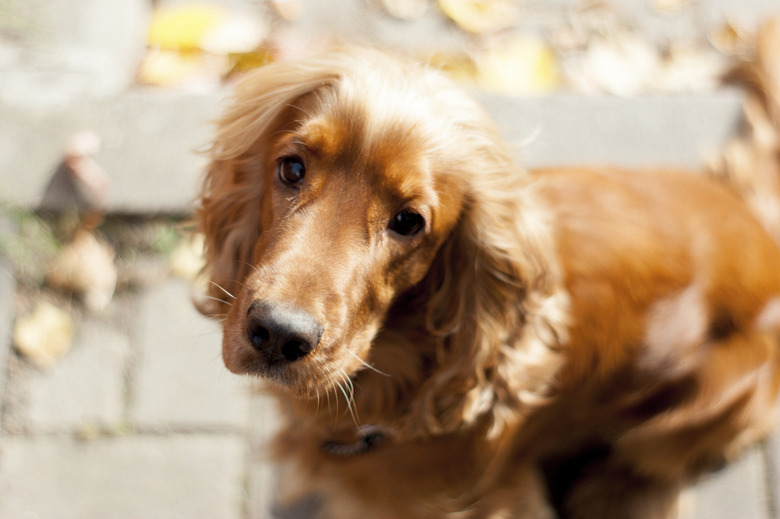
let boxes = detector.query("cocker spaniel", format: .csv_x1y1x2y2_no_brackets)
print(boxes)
196,48,780,519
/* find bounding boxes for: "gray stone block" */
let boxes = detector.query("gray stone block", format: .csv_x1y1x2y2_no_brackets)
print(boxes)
94,90,222,214
0,434,245,519
0,90,221,214
684,447,770,519
0,259,13,421
0,89,746,214
129,279,250,431
769,425,780,518
0,0,150,106
478,90,744,170
247,390,284,519
21,319,129,432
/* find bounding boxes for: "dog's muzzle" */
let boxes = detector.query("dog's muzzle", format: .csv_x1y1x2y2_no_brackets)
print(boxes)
245,300,323,363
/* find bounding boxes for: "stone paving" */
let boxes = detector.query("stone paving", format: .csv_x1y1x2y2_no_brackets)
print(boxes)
2,0,780,517
0,276,777,518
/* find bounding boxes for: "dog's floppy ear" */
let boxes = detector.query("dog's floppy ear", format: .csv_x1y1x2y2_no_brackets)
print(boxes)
411,146,570,438
196,53,358,316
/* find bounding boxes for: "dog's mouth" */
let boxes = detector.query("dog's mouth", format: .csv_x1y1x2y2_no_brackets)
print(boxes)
222,321,389,409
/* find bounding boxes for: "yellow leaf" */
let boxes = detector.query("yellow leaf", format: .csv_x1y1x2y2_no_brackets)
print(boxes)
137,49,205,86
47,229,117,312
147,4,226,51
226,49,274,77
438,0,518,34
14,302,74,370
427,52,479,86
477,37,560,95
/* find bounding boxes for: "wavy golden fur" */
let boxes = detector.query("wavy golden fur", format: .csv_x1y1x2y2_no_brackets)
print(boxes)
197,48,780,518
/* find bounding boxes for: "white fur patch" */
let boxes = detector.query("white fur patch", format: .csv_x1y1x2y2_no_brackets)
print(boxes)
642,284,708,374
756,297,780,332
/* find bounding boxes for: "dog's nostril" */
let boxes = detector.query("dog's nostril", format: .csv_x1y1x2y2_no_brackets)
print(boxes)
245,300,322,363
281,339,312,362
248,325,271,350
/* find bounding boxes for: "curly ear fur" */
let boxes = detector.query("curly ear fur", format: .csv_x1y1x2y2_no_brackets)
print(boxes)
196,53,366,315
408,167,571,438
388,103,572,437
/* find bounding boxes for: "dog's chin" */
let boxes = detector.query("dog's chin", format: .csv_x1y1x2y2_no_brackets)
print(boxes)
222,339,366,399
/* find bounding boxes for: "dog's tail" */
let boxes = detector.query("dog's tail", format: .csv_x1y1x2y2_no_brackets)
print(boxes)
707,16,780,246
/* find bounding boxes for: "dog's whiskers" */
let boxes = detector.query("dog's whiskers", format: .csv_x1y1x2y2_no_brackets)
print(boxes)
335,369,360,426
209,281,237,300
314,364,334,416
201,294,231,306
346,349,391,377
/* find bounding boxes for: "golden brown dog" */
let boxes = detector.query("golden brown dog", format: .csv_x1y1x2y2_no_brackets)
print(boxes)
197,48,780,519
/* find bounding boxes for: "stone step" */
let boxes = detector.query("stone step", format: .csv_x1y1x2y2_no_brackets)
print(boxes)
0,88,745,214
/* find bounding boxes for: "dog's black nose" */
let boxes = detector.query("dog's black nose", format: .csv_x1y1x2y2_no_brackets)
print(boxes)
245,301,323,363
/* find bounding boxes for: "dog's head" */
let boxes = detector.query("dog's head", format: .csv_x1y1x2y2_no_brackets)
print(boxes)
197,50,562,428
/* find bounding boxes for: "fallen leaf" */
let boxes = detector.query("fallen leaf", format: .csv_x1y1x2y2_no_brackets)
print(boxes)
47,229,117,313
14,301,74,369
137,49,201,86
438,0,518,34
225,49,274,77
709,19,753,56
476,37,560,95
377,0,430,20
651,0,693,16
63,131,111,215
170,233,206,280
271,0,305,21
147,4,226,51
658,45,725,93
200,14,267,55
568,33,660,96
427,52,479,86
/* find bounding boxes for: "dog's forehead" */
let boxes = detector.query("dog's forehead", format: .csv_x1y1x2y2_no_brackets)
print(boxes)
299,99,439,197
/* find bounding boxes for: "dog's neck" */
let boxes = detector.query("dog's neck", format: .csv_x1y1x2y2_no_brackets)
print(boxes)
275,306,438,449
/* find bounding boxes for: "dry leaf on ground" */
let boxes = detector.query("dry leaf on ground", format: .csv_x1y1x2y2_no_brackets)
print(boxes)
14,301,74,370
47,229,117,313
438,0,518,34
565,33,660,96
147,4,226,51
169,233,206,281
476,37,560,95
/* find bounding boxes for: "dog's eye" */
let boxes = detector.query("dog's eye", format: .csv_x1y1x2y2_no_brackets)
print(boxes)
278,156,306,187
389,210,425,236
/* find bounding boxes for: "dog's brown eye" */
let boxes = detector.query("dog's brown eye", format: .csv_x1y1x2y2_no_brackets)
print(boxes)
278,156,306,187
389,210,425,236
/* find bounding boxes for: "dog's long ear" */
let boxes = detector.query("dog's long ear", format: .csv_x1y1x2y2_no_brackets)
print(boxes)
195,53,359,316
410,137,570,438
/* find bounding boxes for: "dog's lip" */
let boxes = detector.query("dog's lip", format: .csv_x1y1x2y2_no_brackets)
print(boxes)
227,347,295,385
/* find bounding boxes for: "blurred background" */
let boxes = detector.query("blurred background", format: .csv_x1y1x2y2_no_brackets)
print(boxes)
1,0,779,517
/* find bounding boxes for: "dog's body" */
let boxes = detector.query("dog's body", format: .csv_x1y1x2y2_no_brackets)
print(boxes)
197,49,780,518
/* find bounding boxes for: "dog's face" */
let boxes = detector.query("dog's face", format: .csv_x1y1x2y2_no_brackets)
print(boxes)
220,86,466,395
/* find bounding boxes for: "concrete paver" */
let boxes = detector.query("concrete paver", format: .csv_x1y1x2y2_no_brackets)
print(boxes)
0,90,221,212
129,279,250,431
0,260,14,423
0,434,245,519
0,0,149,106
22,318,130,432
1,0,780,516
0,91,745,214
769,428,780,518
479,91,744,170
684,446,770,519
247,390,284,519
